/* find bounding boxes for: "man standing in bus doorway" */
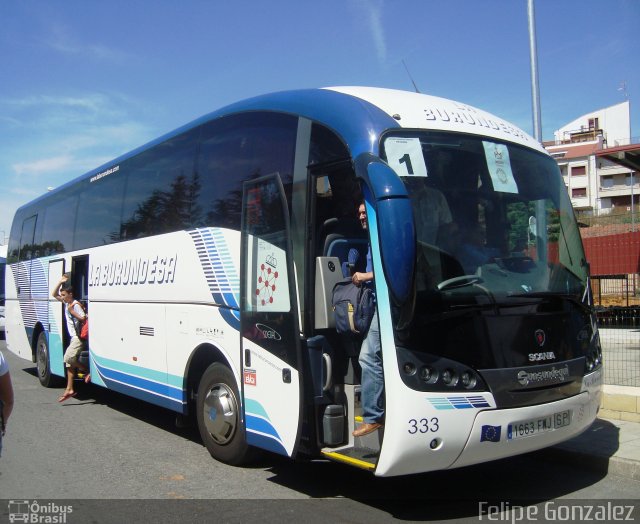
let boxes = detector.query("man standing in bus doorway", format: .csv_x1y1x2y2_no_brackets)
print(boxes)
351,202,384,437
52,274,90,402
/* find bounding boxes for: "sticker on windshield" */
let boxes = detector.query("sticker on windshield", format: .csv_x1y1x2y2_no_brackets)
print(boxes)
483,141,518,194
384,137,428,178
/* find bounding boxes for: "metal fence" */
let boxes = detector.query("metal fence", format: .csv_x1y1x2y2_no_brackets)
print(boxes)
578,209,640,386
596,311,640,387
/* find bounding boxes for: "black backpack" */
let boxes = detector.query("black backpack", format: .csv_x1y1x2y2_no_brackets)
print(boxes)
331,278,375,335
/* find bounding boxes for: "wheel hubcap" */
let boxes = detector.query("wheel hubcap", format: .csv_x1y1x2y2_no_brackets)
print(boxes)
37,340,48,378
203,383,238,445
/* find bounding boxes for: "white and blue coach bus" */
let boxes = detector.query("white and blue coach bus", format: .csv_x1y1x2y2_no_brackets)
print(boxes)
5,87,602,476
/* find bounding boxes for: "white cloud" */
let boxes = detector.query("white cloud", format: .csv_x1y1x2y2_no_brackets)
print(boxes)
45,23,131,63
6,93,127,121
350,0,388,65
1,91,154,208
367,1,387,65
12,155,74,177
1,91,152,153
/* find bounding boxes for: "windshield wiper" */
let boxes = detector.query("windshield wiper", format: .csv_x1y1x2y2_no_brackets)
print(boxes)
508,291,590,312
448,302,496,311
437,275,484,290
448,299,551,312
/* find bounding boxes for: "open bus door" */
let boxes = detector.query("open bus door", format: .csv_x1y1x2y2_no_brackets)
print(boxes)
239,174,303,457
351,154,417,475
41,259,66,385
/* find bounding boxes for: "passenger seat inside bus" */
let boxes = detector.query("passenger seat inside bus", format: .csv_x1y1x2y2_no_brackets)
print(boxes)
313,237,368,388
320,215,368,275
324,237,368,277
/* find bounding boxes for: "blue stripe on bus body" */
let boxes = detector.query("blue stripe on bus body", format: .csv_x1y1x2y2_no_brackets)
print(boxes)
87,354,105,387
47,332,65,377
427,396,491,410
244,398,269,419
245,413,281,439
92,353,183,388
244,398,287,455
98,365,177,398
219,308,240,329
221,292,239,311
97,370,186,413
246,430,288,456
466,396,491,407
91,354,186,412
428,399,456,410
245,416,287,456
188,227,241,330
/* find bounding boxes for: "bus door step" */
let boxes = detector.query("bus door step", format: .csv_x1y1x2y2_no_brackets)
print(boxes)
320,445,379,471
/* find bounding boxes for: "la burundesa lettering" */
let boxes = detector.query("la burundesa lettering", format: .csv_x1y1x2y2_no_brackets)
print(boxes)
90,254,177,287
423,104,529,141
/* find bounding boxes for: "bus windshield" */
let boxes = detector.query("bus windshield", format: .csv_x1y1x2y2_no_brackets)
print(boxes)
382,131,588,308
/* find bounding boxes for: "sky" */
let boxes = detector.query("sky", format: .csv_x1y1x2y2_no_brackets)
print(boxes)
1,0,638,244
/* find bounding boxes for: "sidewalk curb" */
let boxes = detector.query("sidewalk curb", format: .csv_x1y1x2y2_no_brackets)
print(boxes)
542,446,640,481
540,412,640,481
600,385,640,422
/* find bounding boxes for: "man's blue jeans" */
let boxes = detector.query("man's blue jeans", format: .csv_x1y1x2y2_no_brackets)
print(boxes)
358,309,384,423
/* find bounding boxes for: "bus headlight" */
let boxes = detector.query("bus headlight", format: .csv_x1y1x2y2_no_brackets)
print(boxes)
586,357,594,372
585,331,603,374
441,369,457,386
403,362,417,376
397,346,487,392
461,371,477,389
419,365,438,384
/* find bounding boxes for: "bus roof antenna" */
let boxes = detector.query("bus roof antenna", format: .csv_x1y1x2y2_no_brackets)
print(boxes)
402,60,421,94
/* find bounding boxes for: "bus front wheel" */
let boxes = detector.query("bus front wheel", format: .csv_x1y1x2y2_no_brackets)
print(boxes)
196,362,253,465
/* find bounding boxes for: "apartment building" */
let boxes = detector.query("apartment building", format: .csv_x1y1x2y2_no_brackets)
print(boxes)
544,100,638,215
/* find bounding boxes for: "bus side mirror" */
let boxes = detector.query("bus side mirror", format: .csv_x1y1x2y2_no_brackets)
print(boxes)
366,161,416,305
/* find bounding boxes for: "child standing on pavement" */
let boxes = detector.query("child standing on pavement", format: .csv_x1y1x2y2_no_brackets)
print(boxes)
52,274,90,402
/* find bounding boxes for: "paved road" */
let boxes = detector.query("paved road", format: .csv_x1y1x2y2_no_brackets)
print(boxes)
0,342,638,523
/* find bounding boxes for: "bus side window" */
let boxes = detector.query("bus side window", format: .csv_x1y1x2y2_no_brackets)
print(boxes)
19,215,37,262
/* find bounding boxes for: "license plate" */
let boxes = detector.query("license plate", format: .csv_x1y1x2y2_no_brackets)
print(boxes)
507,410,572,440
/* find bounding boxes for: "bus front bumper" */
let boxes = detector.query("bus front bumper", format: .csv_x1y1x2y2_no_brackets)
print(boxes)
450,390,599,469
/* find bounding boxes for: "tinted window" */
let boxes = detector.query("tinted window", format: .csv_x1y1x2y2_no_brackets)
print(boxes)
309,123,350,167
41,194,78,255
7,211,24,263
19,215,37,261
195,112,298,230
0,261,5,305
309,123,361,236
75,170,126,249
121,128,199,240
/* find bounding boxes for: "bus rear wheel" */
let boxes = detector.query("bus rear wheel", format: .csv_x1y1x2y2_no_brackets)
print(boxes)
36,331,62,387
196,362,253,465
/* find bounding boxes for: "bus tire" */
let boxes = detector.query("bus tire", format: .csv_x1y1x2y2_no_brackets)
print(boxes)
196,362,253,465
36,331,62,388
